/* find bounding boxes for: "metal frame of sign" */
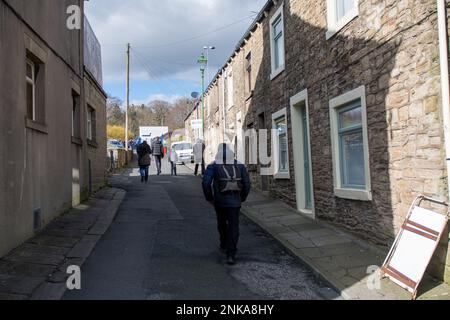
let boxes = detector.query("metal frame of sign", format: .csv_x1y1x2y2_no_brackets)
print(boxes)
381,195,449,300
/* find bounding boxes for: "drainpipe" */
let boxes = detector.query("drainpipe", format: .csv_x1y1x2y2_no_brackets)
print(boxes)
437,0,450,201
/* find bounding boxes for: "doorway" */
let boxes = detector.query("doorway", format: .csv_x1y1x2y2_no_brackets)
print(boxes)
290,90,315,217
258,112,269,192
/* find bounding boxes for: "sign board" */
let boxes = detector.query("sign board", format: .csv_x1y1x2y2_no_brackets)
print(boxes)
139,126,169,144
191,119,203,130
381,196,449,299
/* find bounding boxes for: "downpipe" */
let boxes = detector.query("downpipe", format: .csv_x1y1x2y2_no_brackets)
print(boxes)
437,0,450,202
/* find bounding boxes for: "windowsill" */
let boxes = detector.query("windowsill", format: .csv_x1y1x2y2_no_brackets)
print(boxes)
71,136,83,146
326,9,359,40
25,118,48,134
270,66,285,81
87,139,98,148
274,171,290,180
334,187,372,201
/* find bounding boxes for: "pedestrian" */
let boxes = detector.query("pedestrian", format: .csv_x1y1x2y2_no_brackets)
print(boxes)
193,139,206,176
136,140,152,183
152,136,164,175
168,148,178,176
202,143,251,265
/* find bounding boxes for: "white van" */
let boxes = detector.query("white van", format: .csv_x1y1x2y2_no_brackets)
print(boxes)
171,141,194,164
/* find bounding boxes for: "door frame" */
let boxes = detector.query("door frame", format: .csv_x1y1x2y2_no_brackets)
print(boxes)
290,89,315,218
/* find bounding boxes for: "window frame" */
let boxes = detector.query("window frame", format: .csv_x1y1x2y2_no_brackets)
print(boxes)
326,0,359,40
329,86,372,201
245,52,252,94
87,105,96,142
269,4,285,80
271,108,290,179
226,67,234,109
71,90,81,139
26,59,36,121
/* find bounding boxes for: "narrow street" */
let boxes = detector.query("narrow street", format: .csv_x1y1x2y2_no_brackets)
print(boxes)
63,160,338,300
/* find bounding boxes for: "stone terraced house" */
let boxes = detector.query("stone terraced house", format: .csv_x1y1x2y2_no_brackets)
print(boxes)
0,0,107,257
185,0,450,283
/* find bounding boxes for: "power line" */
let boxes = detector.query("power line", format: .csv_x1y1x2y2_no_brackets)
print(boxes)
130,48,192,99
134,14,256,49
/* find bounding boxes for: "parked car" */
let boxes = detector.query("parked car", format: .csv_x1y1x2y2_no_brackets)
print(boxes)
107,139,125,149
171,141,193,164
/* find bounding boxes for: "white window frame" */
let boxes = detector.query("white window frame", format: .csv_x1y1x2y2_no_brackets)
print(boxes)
227,67,234,109
26,59,36,121
329,85,372,201
206,93,211,116
87,107,94,141
269,4,285,80
326,0,359,40
272,108,290,179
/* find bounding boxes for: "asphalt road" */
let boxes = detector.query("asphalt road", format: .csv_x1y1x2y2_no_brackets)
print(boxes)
63,160,339,300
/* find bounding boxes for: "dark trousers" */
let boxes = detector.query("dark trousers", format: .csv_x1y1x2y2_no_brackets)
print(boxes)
170,161,177,175
215,206,240,257
139,165,149,181
194,161,205,175
154,155,162,173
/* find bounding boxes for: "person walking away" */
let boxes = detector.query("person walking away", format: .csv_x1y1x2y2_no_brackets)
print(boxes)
193,139,206,176
136,140,152,183
202,143,251,265
168,148,178,176
152,137,164,175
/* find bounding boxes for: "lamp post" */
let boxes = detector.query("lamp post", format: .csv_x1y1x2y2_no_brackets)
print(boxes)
197,53,207,140
203,46,215,84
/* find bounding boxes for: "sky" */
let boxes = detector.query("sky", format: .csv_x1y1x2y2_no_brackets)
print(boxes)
84,0,267,106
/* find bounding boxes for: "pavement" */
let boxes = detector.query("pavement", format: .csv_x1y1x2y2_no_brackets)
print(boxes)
184,162,450,300
0,187,125,300
63,160,340,300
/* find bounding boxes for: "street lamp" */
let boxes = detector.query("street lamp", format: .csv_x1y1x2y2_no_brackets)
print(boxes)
197,53,208,140
203,46,215,84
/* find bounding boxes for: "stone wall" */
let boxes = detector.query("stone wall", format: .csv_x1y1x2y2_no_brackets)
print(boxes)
185,0,450,283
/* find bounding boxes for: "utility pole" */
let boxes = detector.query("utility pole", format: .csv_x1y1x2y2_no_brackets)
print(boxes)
125,43,130,151
197,53,207,140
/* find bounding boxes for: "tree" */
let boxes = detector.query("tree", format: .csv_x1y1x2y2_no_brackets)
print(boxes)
107,125,134,141
166,97,195,130
149,100,170,126
106,96,125,126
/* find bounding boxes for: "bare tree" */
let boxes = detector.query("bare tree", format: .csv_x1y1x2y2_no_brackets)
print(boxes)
149,100,170,126
106,96,125,126
166,97,195,130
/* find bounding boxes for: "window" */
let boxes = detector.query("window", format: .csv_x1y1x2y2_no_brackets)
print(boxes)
25,51,46,130
272,108,290,179
269,5,285,80
246,52,252,93
87,106,96,142
326,0,359,39
329,86,371,201
71,91,80,138
26,59,36,121
227,68,234,109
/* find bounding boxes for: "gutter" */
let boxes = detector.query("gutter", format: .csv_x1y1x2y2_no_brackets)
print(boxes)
437,0,450,201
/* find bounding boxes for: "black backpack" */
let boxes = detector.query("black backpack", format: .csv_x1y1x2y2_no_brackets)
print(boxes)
216,161,243,193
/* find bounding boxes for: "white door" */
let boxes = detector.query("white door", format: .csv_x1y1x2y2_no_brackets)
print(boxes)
290,90,315,217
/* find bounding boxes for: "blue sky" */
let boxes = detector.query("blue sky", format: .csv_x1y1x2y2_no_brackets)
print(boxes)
85,0,267,105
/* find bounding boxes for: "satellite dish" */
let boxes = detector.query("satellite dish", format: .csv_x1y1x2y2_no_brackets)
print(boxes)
191,92,199,99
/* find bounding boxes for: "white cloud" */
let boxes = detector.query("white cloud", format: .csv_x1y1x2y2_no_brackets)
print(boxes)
85,0,267,88
130,94,184,106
